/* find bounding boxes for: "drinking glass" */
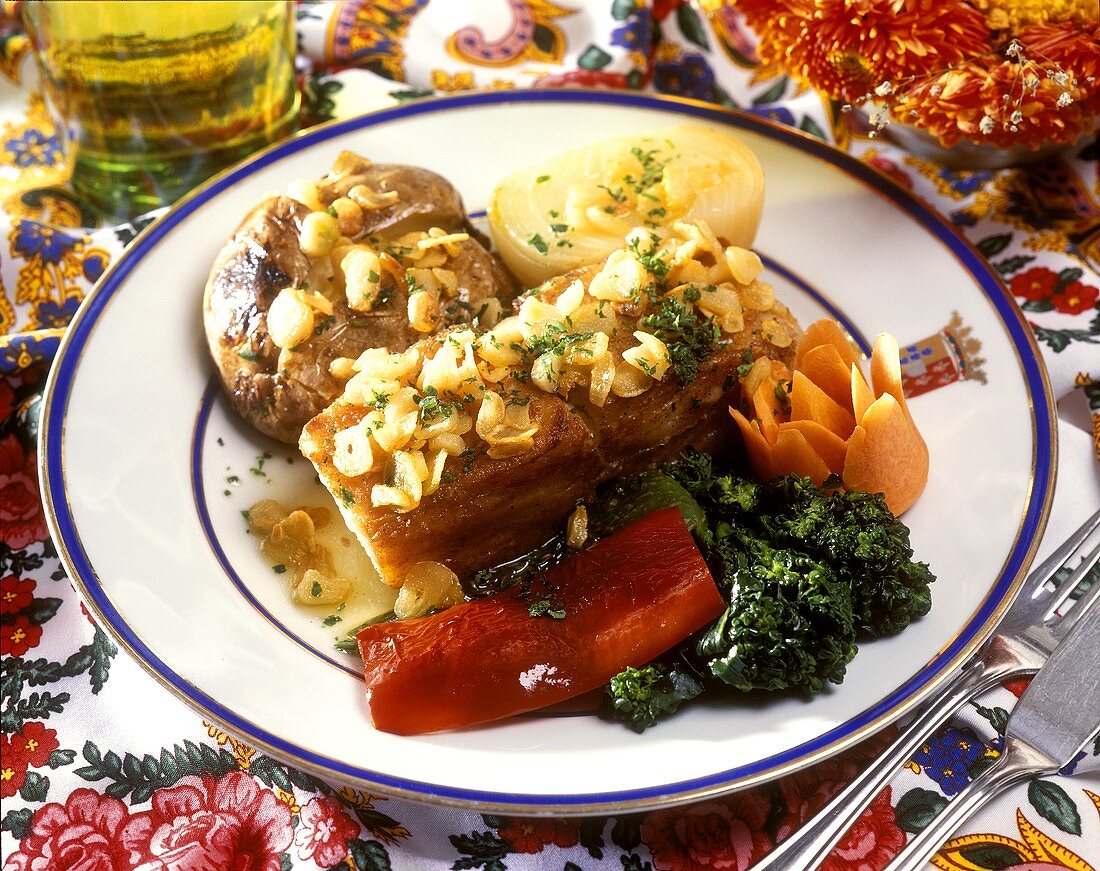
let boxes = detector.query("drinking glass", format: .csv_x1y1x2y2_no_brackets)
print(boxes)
22,1,300,218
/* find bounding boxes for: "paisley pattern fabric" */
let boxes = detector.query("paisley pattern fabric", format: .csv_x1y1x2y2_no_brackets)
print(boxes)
2,3,1098,869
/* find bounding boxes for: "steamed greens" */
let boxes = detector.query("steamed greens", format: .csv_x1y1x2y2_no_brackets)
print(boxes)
605,452,935,731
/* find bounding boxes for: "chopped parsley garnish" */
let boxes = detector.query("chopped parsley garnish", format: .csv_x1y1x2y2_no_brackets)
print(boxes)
549,223,570,234
250,452,272,478
325,205,338,218
641,295,720,384
624,146,671,197
598,184,626,204
310,582,322,597
514,576,567,620
273,564,287,574
339,486,355,507
459,448,477,474
736,349,755,378
536,174,551,184
323,615,342,626
370,390,390,410
526,322,595,358
527,233,549,254
441,471,458,484
334,611,396,652
217,437,225,446
313,316,334,335
226,475,240,485
628,234,671,282
418,386,455,422
405,273,424,295
368,269,380,283
237,348,260,362
774,380,792,408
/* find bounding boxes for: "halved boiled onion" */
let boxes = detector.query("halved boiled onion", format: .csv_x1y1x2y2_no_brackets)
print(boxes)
488,123,765,286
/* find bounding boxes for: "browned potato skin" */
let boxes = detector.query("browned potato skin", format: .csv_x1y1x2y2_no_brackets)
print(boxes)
202,163,515,443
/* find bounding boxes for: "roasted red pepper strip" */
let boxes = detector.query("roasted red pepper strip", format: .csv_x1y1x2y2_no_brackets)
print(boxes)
357,507,723,734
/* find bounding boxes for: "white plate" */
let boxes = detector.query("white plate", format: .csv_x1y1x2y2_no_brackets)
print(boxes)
41,91,1056,815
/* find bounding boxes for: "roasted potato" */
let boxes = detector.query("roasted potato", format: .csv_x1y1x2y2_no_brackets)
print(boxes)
203,156,515,443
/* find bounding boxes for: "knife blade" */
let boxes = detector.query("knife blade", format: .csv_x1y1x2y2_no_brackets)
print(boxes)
1006,594,1100,768
884,589,1100,871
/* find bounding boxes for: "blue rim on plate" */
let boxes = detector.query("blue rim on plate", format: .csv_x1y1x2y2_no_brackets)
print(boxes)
40,90,1056,813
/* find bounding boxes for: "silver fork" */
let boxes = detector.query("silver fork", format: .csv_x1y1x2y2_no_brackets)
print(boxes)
755,508,1100,871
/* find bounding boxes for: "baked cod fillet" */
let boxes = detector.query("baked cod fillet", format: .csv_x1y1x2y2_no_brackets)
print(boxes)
301,221,801,586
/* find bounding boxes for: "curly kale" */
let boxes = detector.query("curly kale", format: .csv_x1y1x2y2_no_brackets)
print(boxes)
664,449,760,515
697,526,857,693
606,660,706,732
601,456,934,729
757,476,935,637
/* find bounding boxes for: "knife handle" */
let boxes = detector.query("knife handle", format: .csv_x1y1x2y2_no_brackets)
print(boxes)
882,736,1054,871
757,656,1014,870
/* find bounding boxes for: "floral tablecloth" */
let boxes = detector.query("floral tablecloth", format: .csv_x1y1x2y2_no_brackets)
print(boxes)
2,3,1099,870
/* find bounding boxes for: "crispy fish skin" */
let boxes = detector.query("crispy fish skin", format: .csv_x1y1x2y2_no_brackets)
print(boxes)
302,269,800,587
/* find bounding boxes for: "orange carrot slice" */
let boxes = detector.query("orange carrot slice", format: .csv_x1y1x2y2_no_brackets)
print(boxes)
751,378,783,444
851,363,876,422
794,319,861,371
870,333,908,414
842,393,929,515
780,419,847,475
771,428,832,485
799,344,857,412
730,408,775,480
789,371,856,440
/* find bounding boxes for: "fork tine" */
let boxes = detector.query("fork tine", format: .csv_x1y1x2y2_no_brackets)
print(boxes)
1048,540,1100,633
1025,508,1100,603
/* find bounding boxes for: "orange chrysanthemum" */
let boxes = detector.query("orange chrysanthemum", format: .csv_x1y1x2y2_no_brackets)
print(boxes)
734,0,992,101
897,58,1088,148
1018,21,1100,109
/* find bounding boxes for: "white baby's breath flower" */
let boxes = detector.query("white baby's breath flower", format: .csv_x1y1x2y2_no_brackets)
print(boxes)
979,115,996,135
874,81,895,97
929,85,943,98
1057,91,1074,108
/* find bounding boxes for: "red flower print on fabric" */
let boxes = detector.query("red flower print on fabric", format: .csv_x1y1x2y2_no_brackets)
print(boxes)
641,792,774,871
776,757,860,842
0,378,14,424
497,818,580,853
1,734,29,799
1,614,42,656
8,721,60,770
1,575,35,615
1051,279,1098,314
820,788,906,871
1009,267,1058,302
120,771,293,871
3,789,137,870
294,796,360,866
0,435,48,549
